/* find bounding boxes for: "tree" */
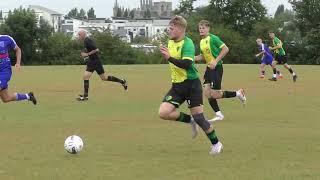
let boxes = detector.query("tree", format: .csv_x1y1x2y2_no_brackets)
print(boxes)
223,0,267,36
290,0,320,64
129,10,135,19
42,33,82,65
175,0,196,16
145,8,151,18
290,0,320,36
78,8,87,19
87,7,96,19
67,8,78,18
123,8,129,18
0,10,2,19
116,8,122,17
0,7,38,65
274,4,285,18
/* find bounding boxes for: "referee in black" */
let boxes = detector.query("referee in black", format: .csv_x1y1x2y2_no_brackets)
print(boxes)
77,29,128,101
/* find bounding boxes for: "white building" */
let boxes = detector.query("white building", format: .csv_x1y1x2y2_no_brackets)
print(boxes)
61,18,113,38
122,19,169,42
28,5,63,32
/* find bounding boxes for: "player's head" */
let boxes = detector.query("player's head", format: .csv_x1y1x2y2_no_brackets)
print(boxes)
268,31,275,39
77,29,87,41
198,20,210,37
168,15,187,40
256,38,263,45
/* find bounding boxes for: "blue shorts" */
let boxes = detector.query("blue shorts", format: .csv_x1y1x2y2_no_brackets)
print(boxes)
261,55,273,65
0,70,12,90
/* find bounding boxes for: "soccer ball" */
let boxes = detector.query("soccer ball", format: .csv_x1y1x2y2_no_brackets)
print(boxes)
64,135,84,154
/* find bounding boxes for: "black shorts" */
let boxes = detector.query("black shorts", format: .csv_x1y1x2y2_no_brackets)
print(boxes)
274,54,287,64
162,78,203,108
86,59,105,75
203,65,223,90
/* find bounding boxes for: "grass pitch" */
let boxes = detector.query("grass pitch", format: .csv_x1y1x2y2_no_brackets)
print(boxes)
0,64,319,180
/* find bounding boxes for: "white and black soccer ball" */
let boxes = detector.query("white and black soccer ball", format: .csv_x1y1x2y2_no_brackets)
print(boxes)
64,135,84,154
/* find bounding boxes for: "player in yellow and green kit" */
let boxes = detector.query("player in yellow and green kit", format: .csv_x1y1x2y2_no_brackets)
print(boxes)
269,32,297,82
159,16,223,155
195,20,246,122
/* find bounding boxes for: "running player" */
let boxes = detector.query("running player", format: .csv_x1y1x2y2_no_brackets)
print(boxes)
255,38,280,79
0,35,37,104
268,32,297,82
195,20,246,122
77,29,128,101
159,16,223,155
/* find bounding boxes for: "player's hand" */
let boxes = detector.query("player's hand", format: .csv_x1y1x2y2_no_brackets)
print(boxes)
209,60,217,69
255,54,259,57
160,47,170,60
81,52,88,58
14,63,21,71
269,46,273,50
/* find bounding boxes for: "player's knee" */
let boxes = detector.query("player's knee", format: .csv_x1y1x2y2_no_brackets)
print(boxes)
204,89,211,98
210,90,222,99
1,96,11,103
158,108,171,120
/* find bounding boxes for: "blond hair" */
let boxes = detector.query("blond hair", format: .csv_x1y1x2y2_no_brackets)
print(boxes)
198,20,210,28
169,15,187,30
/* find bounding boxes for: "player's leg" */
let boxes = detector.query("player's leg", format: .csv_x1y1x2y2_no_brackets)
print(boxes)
97,64,128,90
208,66,246,104
0,88,36,105
205,84,223,121
159,86,198,138
77,70,93,101
260,63,266,78
269,59,278,81
283,61,297,82
204,67,224,121
205,67,224,121
188,80,222,155
273,59,282,78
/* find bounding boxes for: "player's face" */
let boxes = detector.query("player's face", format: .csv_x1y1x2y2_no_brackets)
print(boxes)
78,32,85,41
269,33,275,39
256,39,262,45
199,25,209,37
168,24,183,40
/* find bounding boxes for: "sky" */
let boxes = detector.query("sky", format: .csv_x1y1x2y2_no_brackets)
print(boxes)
0,0,292,18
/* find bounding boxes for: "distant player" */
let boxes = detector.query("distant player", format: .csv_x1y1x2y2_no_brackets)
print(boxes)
159,16,223,155
195,20,246,122
0,35,36,104
77,29,128,101
269,32,297,82
255,38,281,79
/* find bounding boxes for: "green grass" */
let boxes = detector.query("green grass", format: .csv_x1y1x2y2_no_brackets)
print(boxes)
0,64,319,180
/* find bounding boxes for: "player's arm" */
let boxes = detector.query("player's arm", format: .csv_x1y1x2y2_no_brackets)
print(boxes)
87,48,99,56
168,57,192,69
255,51,264,57
208,45,229,69
256,45,265,57
160,47,192,69
270,40,282,50
209,36,229,69
14,45,22,69
195,54,204,62
81,39,99,57
215,45,229,63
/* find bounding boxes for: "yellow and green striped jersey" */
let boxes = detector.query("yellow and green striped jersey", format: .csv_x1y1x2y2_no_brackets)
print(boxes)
200,34,225,67
273,37,286,56
168,36,198,83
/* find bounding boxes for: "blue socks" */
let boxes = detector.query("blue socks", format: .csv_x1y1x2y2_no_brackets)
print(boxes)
15,93,29,101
